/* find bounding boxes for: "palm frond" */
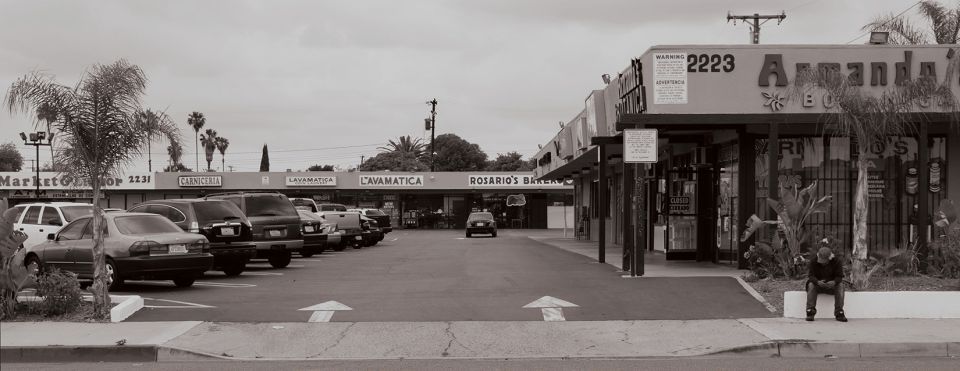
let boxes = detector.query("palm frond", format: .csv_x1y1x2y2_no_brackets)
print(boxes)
863,13,930,44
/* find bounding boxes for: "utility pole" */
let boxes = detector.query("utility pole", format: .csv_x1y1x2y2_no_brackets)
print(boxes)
360,155,364,170
427,99,438,172
228,165,235,172
727,11,786,44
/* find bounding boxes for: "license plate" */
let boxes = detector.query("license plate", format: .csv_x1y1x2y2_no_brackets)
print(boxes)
220,227,235,236
304,225,315,233
268,229,282,237
355,235,363,241
169,244,187,254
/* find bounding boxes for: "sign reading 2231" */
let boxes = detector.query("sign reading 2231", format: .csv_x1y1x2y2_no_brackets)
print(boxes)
687,54,735,73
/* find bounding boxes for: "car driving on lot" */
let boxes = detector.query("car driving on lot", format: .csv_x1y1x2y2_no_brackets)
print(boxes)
25,212,213,290
128,199,256,276
205,192,303,268
11,202,93,249
465,212,497,238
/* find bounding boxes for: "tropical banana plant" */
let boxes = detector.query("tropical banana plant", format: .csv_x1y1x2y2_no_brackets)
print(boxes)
741,181,833,278
1,198,38,318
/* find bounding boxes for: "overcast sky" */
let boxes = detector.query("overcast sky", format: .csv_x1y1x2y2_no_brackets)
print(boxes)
1,0,920,172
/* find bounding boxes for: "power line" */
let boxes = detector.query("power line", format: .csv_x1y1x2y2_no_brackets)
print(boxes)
845,1,922,44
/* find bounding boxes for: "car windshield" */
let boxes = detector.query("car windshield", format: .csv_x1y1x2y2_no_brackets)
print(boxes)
193,201,245,225
60,206,93,222
246,195,298,217
290,199,317,212
364,209,386,216
115,215,183,235
319,204,347,212
468,212,494,221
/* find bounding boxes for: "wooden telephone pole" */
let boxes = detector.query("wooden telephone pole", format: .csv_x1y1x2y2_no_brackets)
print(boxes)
727,11,786,44
427,99,438,172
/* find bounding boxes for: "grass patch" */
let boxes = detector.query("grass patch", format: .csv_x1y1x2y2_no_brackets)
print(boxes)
2,300,106,323
748,275,960,315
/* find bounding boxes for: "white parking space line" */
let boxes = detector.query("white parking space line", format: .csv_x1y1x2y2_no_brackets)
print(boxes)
296,258,325,262
242,272,284,276
142,297,215,309
247,264,305,268
193,281,257,288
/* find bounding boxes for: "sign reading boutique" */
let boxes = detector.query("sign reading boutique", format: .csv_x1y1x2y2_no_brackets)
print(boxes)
468,174,569,188
0,172,154,190
178,175,222,187
286,176,336,187
359,175,424,187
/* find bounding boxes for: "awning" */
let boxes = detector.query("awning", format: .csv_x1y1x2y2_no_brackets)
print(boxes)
538,144,623,181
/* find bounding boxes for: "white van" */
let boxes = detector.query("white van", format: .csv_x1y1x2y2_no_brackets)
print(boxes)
11,202,94,248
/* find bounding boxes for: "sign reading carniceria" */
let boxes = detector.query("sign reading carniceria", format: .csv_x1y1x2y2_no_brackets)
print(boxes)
178,175,222,187
359,175,424,187
286,176,337,187
468,174,568,187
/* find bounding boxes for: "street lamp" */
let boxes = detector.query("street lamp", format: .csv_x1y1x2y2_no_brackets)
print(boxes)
20,131,54,200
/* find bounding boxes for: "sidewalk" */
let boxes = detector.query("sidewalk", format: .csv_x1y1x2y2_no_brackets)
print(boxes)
2,318,958,362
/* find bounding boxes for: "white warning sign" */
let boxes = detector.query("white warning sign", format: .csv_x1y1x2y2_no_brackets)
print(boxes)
653,53,688,104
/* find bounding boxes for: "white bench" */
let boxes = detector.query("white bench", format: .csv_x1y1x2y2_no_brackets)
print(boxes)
784,291,960,319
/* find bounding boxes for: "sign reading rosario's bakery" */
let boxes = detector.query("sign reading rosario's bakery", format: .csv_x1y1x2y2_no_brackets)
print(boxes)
638,45,960,115
285,176,336,186
359,175,424,187
468,175,569,187
178,175,222,187
0,172,154,190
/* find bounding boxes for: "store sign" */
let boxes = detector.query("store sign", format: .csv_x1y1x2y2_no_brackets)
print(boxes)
468,175,569,188
0,172,154,190
669,196,691,213
178,175,222,187
359,175,423,187
2,189,98,199
285,176,336,187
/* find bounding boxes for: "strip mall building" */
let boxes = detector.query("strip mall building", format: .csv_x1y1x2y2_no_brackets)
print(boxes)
1,171,573,229
533,44,960,269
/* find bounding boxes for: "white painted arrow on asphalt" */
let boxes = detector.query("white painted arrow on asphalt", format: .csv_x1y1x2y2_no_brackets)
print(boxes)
523,296,578,321
298,301,352,322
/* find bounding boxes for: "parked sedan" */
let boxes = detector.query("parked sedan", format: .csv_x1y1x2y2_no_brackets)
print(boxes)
465,212,497,238
298,210,338,257
25,212,214,290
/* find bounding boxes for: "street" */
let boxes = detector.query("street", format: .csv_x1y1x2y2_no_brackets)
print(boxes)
121,230,772,322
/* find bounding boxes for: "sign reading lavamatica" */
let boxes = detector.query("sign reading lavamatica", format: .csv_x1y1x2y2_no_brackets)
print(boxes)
359,175,424,187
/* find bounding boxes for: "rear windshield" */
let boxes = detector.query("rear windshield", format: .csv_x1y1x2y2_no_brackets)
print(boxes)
115,215,183,235
291,199,317,212
61,206,94,222
245,195,298,217
364,209,386,216
298,210,324,221
319,204,347,212
193,201,244,225
468,212,494,221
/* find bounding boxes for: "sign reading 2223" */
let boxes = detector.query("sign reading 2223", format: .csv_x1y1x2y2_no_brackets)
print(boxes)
687,54,735,73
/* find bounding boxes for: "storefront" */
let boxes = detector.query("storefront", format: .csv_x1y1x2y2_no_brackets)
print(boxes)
534,44,960,269
1,171,574,229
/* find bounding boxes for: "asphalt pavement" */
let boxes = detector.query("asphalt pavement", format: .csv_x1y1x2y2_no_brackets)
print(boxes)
121,229,771,322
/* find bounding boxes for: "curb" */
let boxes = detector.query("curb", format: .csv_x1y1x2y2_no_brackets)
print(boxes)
710,341,959,358
16,294,143,322
0,345,159,363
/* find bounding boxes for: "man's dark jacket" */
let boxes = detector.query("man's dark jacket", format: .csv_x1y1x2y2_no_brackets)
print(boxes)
807,258,844,286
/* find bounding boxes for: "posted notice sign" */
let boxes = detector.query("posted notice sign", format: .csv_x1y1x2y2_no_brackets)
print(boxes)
624,129,658,163
653,53,688,104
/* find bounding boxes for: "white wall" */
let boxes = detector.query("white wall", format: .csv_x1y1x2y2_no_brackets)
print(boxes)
546,206,574,229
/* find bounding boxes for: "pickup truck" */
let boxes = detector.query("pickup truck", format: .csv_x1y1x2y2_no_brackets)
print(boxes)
316,204,365,250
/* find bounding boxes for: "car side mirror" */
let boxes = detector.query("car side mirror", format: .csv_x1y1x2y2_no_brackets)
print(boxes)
47,219,63,226
47,233,56,241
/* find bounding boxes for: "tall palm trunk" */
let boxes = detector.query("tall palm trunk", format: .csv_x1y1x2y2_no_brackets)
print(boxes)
851,148,870,290
147,140,152,172
221,156,225,172
195,133,199,172
47,122,54,168
89,178,110,318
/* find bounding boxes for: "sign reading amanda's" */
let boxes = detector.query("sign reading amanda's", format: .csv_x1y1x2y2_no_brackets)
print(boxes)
178,175,222,187
359,175,424,187
468,174,568,187
0,172,154,190
286,176,336,187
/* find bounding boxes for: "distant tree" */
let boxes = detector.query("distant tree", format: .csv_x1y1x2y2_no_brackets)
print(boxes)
379,136,427,161
199,129,218,172
359,151,429,172
307,164,336,171
187,111,205,171
432,133,488,171
863,0,959,45
259,144,270,172
0,142,23,171
166,142,184,170
215,136,229,172
163,163,192,172
36,103,58,166
486,151,533,171
135,109,180,172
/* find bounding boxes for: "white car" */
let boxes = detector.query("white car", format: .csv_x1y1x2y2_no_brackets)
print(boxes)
11,202,95,249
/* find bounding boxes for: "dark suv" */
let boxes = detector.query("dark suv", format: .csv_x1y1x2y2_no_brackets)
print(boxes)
205,192,303,268
128,199,255,276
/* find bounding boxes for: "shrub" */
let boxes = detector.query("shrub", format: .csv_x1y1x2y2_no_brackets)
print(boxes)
929,228,960,279
35,267,83,317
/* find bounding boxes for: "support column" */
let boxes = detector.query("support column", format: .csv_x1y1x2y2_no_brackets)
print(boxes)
738,132,756,269
918,122,929,273
598,144,607,263
622,160,635,271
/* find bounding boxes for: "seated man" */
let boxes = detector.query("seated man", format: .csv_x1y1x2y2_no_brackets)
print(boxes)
806,247,847,322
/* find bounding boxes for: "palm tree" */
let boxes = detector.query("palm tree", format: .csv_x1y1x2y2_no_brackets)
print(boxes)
214,136,229,172
5,59,158,319
379,135,427,161
863,1,959,44
36,103,58,167
165,142,186,171
187,111,205,171
135,109,180,172
792,52,959,289
199,128,218,172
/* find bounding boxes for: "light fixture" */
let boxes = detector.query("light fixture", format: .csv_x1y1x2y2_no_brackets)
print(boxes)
869,31,889,45
19,132,27,141
601,74,611,84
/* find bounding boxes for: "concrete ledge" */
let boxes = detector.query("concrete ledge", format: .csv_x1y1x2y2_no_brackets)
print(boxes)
17,294,143,322
776,342,861,358
784,291,960,319
0,345,157,363
712,342,954,358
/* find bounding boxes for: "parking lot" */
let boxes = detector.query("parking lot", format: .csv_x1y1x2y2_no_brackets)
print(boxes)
120,229,772,322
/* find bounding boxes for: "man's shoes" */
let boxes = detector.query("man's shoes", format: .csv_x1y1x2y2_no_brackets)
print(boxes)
806,309,816,321
835,310,848,322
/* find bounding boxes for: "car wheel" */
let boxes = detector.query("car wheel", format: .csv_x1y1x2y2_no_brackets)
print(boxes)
106,259,124,291
300,248,315,258
268,251,292,268
353,242,363,249
222,262,245,277
466,232,471,238
333,244,346,252
492,232,497,237
172,278,196,288
24,254,42,274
